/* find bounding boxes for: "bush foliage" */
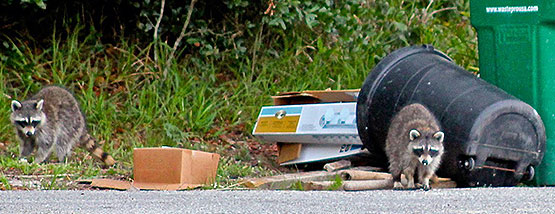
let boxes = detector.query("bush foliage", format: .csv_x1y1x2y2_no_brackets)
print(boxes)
2,0,475,64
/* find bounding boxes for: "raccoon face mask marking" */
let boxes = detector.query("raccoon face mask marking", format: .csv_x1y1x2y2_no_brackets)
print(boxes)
410,130,444,166
11,100,46,137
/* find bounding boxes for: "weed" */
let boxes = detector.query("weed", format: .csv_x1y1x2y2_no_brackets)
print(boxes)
215,157,273,188
328,175,344,191
292,181,305,191
0,174,11,190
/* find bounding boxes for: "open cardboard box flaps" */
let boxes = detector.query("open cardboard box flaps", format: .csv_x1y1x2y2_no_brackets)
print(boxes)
87,147,220,190
271,89,360,105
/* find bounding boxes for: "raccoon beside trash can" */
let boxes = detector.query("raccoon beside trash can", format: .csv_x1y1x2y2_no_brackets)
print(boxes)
356,45,546,187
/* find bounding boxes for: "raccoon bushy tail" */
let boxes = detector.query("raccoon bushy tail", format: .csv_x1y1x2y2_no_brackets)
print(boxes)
80,133,116,166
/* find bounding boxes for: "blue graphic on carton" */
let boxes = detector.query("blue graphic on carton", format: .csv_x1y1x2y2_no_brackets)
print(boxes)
319,108,356,129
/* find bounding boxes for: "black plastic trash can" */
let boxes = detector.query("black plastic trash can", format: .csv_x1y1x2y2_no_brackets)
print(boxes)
356,45,546,187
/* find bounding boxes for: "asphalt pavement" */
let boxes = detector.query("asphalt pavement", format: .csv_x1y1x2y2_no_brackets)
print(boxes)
1,187,554,213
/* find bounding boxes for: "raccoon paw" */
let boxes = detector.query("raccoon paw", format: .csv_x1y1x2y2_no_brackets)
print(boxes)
101,162,118,169
393,181,404,190
421,184,431,191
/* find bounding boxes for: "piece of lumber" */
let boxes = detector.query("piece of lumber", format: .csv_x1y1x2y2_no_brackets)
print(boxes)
347,166,386,172
431,180,457,189
339,170,392,180
303,178,455,191
302,179,393,191
301,181,340,190
323,160,351,172
343,179,394,190
241,171,339,190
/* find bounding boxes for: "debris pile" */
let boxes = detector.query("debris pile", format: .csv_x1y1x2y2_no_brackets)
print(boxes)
242,160,456,191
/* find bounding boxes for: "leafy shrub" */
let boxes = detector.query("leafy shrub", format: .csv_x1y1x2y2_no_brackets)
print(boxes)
1,0,475,68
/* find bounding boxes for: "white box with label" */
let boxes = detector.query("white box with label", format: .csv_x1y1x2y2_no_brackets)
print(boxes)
252,102,367,165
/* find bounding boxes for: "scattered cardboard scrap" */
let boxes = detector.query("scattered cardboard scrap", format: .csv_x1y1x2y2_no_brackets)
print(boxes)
90,179,132,190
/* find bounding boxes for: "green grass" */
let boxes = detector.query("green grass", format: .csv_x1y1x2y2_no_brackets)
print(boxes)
0,173,11,190
328,175,344,191
0,153,121,190
0,0,477,189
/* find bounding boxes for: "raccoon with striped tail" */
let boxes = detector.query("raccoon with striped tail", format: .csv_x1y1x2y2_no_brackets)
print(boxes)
9,86,116,166
385,103,444,190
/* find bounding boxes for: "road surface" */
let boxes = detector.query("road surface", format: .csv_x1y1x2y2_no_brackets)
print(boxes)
1,187,554,213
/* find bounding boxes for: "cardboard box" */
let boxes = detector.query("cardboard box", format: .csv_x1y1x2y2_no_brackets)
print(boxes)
253,89,367,165
133,148,220,190
85,147,220,190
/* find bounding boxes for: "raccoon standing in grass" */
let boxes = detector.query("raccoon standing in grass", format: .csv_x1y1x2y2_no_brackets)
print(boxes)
10,86,115,166
385,103,444,190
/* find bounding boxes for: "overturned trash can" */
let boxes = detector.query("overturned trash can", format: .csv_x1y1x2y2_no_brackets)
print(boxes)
356,45,546,187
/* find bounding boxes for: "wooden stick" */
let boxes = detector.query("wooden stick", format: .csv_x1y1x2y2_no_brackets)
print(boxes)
301,181,340,191
303,179,455,191
343,179,393,190
431,180,457,189
153,0,166,41
302,180,393,191
340,170,392,180
165,0,197,78
323,160,351,172
241,171,339,190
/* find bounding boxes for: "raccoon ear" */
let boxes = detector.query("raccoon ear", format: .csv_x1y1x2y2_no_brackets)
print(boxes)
11,100,22,112
433,131,445,142
409,129,420,141
35,99,44,110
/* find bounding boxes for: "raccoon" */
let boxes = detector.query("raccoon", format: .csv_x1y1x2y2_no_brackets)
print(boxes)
10,86,115,166
385,103,444,190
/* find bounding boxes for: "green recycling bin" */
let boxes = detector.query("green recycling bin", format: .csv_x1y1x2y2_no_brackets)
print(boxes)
471,1,555,185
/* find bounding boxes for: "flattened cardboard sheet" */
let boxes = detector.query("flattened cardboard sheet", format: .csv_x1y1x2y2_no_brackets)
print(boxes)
132,182,202,190
90,179,132,190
